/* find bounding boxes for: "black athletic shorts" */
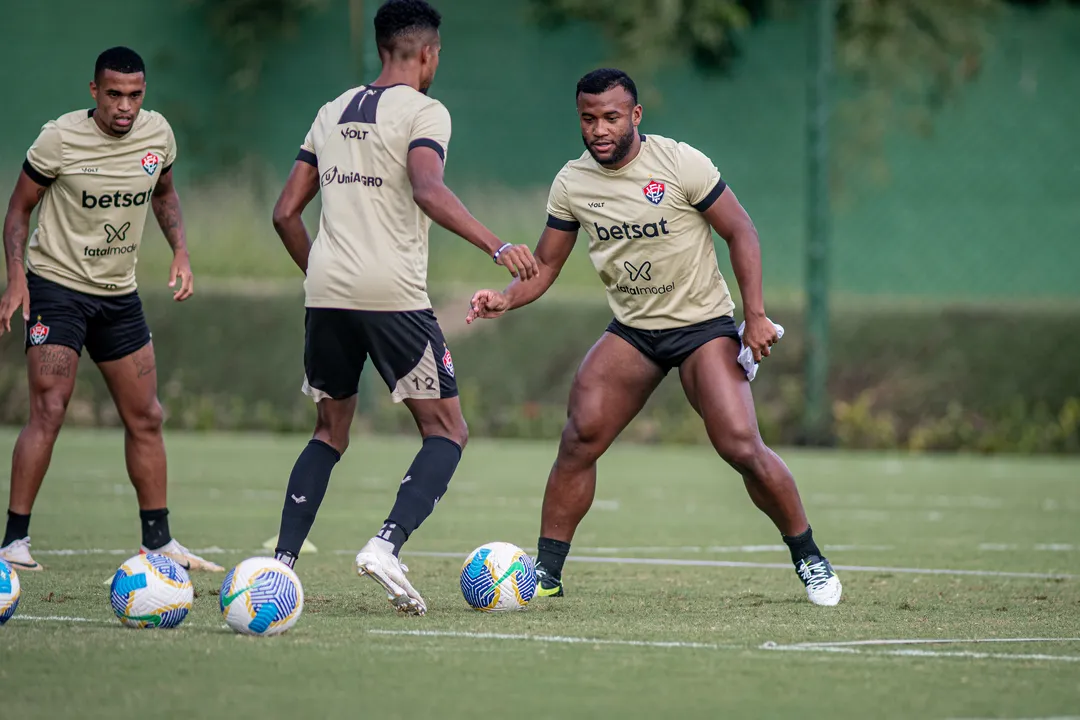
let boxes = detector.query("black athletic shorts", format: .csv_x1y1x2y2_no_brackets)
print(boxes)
302,307,458,403
605,315,739,373
24,272,151,363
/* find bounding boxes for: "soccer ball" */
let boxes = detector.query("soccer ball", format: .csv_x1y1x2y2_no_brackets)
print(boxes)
219,557,304,636
0,559,21,625
109,553,193,629
460,542,537,612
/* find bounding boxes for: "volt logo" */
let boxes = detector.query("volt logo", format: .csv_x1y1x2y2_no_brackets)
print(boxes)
624,260,652,282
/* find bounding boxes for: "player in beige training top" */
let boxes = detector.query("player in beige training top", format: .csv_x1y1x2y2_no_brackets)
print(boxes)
268,0,536,615
0,47,222,574
467,69,843,607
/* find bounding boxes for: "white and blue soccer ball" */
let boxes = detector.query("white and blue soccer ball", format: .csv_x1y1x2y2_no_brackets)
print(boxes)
110,553,193,629
460,541,537,612
219,557,304,636
0,558,21,625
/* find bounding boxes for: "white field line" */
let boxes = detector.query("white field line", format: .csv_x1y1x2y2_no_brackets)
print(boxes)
948,717,1080,720
401,551,1076,580
574,544,894,554
33,547,244,556
24,547,1078,579
11,614,104,623
368,629,738,650
786,637,1080,648
761,637,1080,663
368,629,1080,663
760,644,1080,663
10,616,1080,664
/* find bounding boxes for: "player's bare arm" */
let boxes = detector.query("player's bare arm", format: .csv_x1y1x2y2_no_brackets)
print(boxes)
0,171,47,334
272,160,320,274
466,225,577,324
151,167,193,301
406,146,538,280
702,187,778,362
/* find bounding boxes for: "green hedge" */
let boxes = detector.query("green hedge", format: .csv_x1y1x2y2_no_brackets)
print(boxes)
1,289,1078,453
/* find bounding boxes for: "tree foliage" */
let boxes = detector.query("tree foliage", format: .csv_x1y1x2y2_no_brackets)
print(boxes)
188,0,327,92
528,0,1004,190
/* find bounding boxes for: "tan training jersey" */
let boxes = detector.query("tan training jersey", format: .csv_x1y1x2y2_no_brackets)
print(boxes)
23,109,177,296
546,134,735,330
298,83,452,311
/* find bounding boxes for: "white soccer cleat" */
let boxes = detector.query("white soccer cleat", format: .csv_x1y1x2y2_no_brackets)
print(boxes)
796,556,842,606
355,538,427,616
142,539,225,573
0,537,43,572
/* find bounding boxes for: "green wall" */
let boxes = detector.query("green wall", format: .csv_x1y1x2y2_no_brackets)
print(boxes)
1,0,1077,300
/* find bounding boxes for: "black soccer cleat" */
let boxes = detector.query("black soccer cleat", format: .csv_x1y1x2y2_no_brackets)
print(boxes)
534,562,564,598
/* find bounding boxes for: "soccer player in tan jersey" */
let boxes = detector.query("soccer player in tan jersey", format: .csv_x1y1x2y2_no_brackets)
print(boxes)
0,47,222,574
467,69,842,606
269,0,536,615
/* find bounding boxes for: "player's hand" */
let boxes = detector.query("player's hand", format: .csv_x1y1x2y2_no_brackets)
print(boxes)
168,250,194,302
466,289,511,324
495,244,539,281
0,276,30,336
743,313,779,363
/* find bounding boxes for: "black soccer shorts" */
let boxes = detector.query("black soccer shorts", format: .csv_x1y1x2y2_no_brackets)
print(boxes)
24,271,152,363
302,307,459,403
605,314,740,373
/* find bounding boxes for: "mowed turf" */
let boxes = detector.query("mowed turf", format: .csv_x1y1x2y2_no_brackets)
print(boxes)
1,428,1078,719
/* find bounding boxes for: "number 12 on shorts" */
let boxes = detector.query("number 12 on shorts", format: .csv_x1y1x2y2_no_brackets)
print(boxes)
412,376,436,392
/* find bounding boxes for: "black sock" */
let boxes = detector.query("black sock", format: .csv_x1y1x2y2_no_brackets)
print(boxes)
275,439,341,560
382,436,462,555
537,537,571,579
3,510,31,547
140,508,172,550
782,526,822,564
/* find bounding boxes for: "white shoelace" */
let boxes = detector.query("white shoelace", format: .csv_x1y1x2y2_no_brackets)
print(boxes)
798,560,833,592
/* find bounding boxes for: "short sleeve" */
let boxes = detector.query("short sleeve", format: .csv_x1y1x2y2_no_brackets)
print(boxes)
24,122,63,187
296,116,319,167
677,142,726,212
162,122,178,173
545,167,579,231
408,101,452,162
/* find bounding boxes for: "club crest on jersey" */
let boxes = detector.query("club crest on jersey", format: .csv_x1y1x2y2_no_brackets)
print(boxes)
442,346,455,377
29,316,49,346
141,152,161,176
643,180,666,205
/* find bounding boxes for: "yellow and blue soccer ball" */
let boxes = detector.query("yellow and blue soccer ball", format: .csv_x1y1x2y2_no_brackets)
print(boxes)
220,557,304,636
460,542,537,612
0,558,21,625
109,553,193,629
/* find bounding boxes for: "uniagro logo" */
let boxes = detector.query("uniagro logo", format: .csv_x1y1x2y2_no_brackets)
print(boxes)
320,166,383,188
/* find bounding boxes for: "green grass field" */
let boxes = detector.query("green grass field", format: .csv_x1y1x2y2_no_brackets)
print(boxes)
2,428,1079,719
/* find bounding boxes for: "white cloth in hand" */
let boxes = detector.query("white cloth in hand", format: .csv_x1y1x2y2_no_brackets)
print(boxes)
736,319,784,381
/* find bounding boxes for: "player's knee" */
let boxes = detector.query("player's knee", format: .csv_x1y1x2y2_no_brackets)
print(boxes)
125,398,164,437
419,411,468,449
558,415,605,463
717,428,766,474
313,418,350,455
31,390,69,435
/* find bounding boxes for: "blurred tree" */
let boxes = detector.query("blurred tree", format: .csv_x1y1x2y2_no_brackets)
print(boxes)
528,0,1003,192
188,0,328,92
